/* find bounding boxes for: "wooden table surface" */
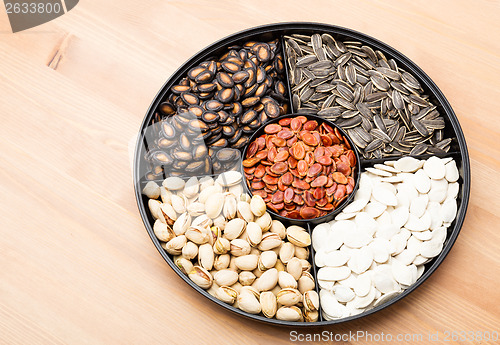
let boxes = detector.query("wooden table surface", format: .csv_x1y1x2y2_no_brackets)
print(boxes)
1,0,499,344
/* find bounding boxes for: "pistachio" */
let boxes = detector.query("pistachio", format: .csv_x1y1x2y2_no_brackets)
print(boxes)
238,229,249,242
239,193,251,203
237,291,261,314
228,184,244,198
303,290,320,312
173,212,191,236
214,254,231,270
207,280,219,298
213,215,227,231
153,219,175,242
181,241,198,260
278,271,298,289
215,286,238,304
298,272,315,294
237,201,254,223
303,310,319,322
214,269,239,286
164,235,186,255
187,197,198,208
228,256,239,272
279,242,295,264
271,246,282,257
171,194,187,214
250,247,260,256
234,254,259,271
294,247,310,261
286,225,311,247
299,259,312,273
199,185,220,204
250,195,267,217
185,226,210,244
199,176,214,191
208,226,221,246
174,256,193,275
239,271,256,286
183,176,199,199
271,285,281,297
255,212,272,231
274,259,286,272
230,282,243,294
148,199,161,219
216,171,242,187
246,222,263,247
230,239,251,257
143,181,160,199
258,251,278,271
187,202,205,217
276,306,302,321
214,237,231,255
223,218,246,240
260,291,278,318
191,214,212,228
223,194,237,220
256,268,279,291
270,219,286,239
257,233,282,251
163,176,185,191
198,243,214,271
287,257,303,280
251,277,260,291
241,286,260,299
252,267,263,278
188,265,213,289
232,299,239,309
205,192,224,219
159,203,177,226
160,187,172,204
276,288,302,306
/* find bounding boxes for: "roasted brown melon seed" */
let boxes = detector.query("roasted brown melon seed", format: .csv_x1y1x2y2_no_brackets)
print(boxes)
194,70,214,84
216,72,235,88
202,111,220,124
171,85,190,94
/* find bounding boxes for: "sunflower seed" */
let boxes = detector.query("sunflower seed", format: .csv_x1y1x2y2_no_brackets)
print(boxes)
412,118,430,137
410,143,428,155
402,72,421,89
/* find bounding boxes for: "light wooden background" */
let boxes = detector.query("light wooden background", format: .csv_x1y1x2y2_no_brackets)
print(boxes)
1,1,499,344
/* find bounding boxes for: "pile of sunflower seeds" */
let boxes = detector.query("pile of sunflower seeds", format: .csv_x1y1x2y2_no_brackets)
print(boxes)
285,34,453,159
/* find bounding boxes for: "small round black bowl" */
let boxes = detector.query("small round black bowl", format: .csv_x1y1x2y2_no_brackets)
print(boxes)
241,113,361,225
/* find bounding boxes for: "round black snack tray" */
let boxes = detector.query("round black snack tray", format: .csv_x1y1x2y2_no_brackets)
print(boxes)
133,22,470,326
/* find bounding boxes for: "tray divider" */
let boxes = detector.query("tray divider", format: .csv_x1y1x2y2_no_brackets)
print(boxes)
280,35,295,114
306,222,324,322
359,151,461,167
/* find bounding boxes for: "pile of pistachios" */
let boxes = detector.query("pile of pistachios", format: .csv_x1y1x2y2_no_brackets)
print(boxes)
143,171,318,322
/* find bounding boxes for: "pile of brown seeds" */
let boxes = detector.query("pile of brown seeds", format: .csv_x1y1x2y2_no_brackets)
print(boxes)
145,39,289,179
285,34,453,159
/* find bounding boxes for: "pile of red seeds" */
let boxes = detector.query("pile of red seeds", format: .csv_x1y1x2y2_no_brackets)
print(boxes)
243,116,357,219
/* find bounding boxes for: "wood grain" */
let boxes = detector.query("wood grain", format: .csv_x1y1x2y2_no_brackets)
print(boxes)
1,0,499,344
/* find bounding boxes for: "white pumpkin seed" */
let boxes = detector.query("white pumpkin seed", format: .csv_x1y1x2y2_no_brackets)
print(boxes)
393,156,421,172
423,156,446,180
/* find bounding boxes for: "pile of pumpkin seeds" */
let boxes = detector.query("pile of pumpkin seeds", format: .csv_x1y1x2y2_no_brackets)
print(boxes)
285,34,453,159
